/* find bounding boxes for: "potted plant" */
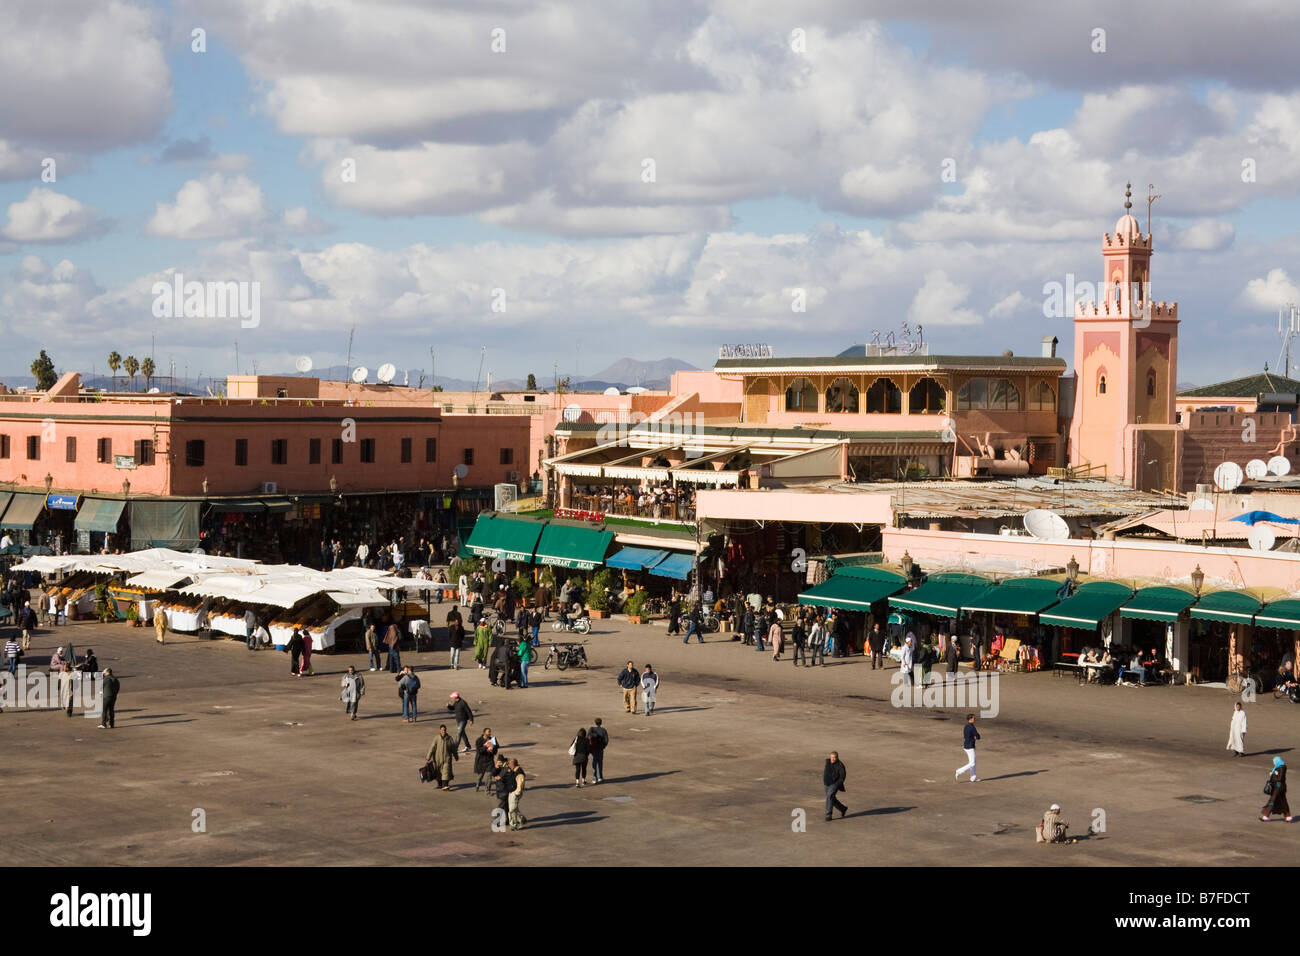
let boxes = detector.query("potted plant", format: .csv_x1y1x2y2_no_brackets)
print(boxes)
125,602,141,627
510,571,535,602
624,588,647,624
587,569,614,618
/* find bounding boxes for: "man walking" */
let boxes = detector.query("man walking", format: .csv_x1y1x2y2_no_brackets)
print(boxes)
340,665,365,720
901,635,915,685
397,665,421,722
955,713,980,782
446,605,465,669
683,603,704,644
365,622,381,671
20,601,35,651
98,668,120,729
449,692,474,752
824,751,847,821
425,724,458,790
868,623,885,670
588,717,609,784
808,615,826,666
1227,701,1248,757
640,664,659,716
792,617,807,666
617,660,639,714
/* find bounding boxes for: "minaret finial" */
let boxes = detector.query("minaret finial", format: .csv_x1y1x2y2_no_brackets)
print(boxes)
1124,182,1132,211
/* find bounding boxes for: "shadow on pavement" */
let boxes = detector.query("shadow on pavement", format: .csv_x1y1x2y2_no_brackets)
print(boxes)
851,805,915,818
981,770,1049,781
652,706,712,714
526,810,604,828
1250,748,1293,757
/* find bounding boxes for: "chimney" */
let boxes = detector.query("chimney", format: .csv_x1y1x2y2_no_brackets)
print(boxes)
1041,335,1058,358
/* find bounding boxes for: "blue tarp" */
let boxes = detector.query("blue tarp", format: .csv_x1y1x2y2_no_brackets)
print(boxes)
648,551,695,580
1229,510,1300,526
606,546,669,571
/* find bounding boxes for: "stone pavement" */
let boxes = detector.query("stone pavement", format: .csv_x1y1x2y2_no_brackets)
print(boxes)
2,614,1296,866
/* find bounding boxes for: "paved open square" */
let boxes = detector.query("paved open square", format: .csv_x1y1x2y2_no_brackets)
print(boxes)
4,615,1294,867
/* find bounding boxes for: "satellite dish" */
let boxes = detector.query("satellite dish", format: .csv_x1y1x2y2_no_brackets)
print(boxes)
1188,498,1214,511
377,363,397,384
562,403,582,422
1213,461,1244,492
351,366,369,384
625,386,648,395
295,356,313,373
1249,525,1277,552
603,386,620,396
148,387,160,394
1023,508,1069,541
1269,455,1292,476
1246,459,1268,480
453,463,469,479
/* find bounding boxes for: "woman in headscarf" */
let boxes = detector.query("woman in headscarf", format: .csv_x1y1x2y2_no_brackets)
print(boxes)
1262,756,1292,822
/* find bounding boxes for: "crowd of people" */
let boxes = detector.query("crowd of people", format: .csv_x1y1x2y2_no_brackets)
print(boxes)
571,483,696,521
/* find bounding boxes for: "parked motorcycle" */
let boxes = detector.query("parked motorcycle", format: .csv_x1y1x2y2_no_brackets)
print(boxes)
544,642,589,670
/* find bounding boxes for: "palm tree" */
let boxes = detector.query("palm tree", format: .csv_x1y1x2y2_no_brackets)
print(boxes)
141,357,156,391
107,351,121,391
123,355,139,392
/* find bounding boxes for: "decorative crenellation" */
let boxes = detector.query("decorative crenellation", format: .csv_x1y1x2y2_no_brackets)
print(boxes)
1103,231,1152,249
1074,300,1178,318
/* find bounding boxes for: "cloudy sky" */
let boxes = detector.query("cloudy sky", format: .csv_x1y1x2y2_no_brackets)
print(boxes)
2,0,1299,389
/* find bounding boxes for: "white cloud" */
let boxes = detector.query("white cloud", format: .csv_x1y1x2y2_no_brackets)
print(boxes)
0,0,170,151
989,291,1030,319
0,188,105,242
907,270,983,326
146,173,271,240
1167,219,1235,251
1240,268,1300,311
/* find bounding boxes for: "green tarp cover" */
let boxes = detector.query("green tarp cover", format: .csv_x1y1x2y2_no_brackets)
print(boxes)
1120,586,1197,622
74,497,126,533
889,574,994,618
465,515,544,562
533,523,614,570
961,577,1063,616
798,574,905,611
0,492,45,530
129,499,200,550
1189,591,1263,625
1039,582,1134,629
1253,599,1300,630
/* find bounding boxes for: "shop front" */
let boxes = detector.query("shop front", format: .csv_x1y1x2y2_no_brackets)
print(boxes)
798,565,908,651
73,496,126,554
1038,580,1134,659
959,576,1064,668
1246,599,1300,691
889,572,995,659
1188,591,1265,685
1118,586,1197,678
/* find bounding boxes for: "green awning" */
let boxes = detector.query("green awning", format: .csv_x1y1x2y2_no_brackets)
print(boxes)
889,573,994,618
1039,582,1134,629
1189,591,1264,625
1253,599,1300,630
962,577,1064,615
464,515,544,562
74,497,126,534
534,523,614,570
799,571,907,611
129,499,200,549
0,492,46,530
208,498,269,513
1120,586,1197,622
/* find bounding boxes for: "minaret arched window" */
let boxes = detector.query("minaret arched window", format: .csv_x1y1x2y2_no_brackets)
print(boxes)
1147,369,1156,396
1097,372,1107,395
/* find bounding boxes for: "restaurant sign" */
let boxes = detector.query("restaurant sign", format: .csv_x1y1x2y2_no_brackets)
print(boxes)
46,494,80,511
114,455,137,470
718,344,773,359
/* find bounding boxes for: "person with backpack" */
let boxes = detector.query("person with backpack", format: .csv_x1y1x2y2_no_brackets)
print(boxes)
588,717,609,784
397,665,421,722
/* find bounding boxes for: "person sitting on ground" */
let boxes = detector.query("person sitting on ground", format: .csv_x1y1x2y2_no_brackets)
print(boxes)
1038,803,1069,843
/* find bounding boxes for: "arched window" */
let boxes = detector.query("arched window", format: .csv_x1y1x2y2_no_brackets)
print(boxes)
784,377,818,412
989,378,1020,410
865,377,902,413
956,378,986,409
824,378,860,413
1098,373,1107,396
1146,369,1156,396
1028,382,1056,411
909,377,945,413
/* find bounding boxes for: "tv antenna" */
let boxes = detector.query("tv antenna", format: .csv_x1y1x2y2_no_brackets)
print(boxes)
1276,304,1299,378
1146,183,1160,236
